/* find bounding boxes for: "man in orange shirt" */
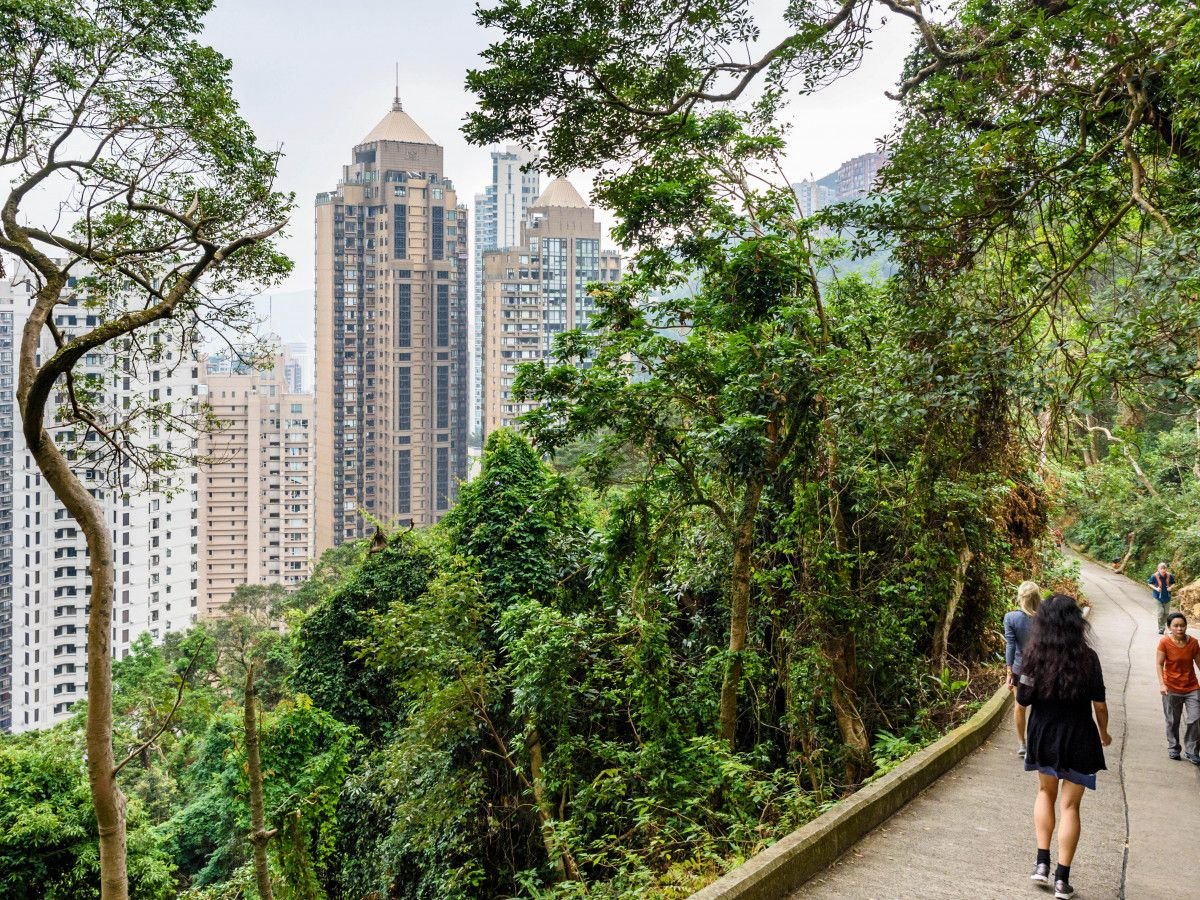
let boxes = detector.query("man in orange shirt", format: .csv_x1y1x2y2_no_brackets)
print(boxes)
1157,611,1200,762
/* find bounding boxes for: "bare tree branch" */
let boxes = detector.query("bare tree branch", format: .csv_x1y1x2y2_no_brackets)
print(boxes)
113,635,208,777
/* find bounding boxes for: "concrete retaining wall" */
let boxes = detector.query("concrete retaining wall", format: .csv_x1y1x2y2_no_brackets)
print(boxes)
687,683,1013,900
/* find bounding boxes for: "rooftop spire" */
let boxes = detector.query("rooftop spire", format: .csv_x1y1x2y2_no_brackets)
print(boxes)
393,63,402,111
360,99,434,146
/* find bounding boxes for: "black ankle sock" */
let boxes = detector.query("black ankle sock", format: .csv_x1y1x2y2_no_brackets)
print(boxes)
1037,848,1051,866
1055,863,1071,883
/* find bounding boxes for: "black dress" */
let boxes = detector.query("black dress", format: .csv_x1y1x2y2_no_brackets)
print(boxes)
1017,647,1106,784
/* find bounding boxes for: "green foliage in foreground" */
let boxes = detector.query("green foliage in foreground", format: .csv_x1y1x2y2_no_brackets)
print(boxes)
0,724,177,900
0,426,1020,899
0,726,176,899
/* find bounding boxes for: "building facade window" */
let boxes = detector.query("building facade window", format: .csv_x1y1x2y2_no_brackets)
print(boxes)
436,447,449,511
431,206,444,260
396,450,411,514
392,204,407,259
436,366,449,431
436,284,449,347
396,283,411,347
396,368,411,431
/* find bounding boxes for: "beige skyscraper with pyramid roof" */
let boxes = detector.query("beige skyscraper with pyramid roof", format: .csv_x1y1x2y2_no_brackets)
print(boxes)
314,98,468,552
481,177,620,438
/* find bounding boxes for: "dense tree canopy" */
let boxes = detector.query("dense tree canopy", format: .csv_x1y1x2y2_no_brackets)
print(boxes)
4,1,1200,898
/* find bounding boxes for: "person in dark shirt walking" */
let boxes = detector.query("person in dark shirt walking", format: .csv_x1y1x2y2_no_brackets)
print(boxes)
1004,581,1041,757
1017,594,1111,900
1148,562,1176,634
1157,611,1200,763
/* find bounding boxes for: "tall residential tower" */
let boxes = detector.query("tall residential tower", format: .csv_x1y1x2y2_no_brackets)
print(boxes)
198,349,314,616
473,148,538,440
481,178,620,437
314,97,469,553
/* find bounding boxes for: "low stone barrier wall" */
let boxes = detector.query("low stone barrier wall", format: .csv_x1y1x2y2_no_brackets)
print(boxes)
688,683,1012,900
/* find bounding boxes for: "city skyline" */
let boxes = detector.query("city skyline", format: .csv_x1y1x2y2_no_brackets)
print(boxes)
248,146,893,378
0,128,891,734
202,0,913,299
0,4,904,734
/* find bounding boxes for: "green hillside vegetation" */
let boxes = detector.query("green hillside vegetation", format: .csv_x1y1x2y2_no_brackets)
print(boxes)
1,426,1042,899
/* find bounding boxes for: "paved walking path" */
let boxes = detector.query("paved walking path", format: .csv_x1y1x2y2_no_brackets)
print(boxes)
789,554,1200,899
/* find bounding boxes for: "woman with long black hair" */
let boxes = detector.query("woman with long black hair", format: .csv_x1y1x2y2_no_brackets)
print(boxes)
1017,594,1112,900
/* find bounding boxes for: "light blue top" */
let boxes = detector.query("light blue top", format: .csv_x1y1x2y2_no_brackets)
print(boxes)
1003,609,1034,673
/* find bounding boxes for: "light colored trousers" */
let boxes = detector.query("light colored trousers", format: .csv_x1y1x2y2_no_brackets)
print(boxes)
1157,600,1175,633
1163,689,1200,758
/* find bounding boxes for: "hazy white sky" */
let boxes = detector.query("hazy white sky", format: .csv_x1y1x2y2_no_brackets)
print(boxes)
201,0,914,348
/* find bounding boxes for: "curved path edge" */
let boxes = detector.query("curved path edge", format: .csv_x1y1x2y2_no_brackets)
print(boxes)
688,684,1013,900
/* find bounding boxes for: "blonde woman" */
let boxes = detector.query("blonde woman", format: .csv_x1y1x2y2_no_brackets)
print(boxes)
1005,581,1041,756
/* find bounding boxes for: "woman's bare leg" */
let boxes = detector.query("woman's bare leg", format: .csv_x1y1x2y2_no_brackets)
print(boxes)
1034,773,1059,850
1056,780,1086,866
1014,702,1027,746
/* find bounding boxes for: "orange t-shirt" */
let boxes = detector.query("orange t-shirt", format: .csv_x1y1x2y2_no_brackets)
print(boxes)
1159,635,1200,694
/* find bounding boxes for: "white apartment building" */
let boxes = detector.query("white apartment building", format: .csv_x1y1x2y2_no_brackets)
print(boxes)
792,179,836,217
0,277,21,732
2,267,199,733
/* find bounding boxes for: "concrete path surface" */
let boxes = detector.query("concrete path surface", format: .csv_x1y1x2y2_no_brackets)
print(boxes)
788,554,1200,899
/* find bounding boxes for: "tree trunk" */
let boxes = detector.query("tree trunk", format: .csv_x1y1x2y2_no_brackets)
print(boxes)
813,430,872,774
527,725,581,882
1036,408,1053,471
820,442,871,772
1114,531,1136,574
718,482,763,750
245,664,274,900
84,490,125,900
1193,408,1200,480
1082,414,1100,466
932,545,974,671
18,308,127,899
827,634,870,775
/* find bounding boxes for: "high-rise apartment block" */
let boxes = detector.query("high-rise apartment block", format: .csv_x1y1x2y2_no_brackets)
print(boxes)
793,179,836,217
314,97,469,553
832,151,888,201
481,178,620,437
198,350,314,616
1,267,199,733
0,276,21,732
473,148,539,440
792,151,889,217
